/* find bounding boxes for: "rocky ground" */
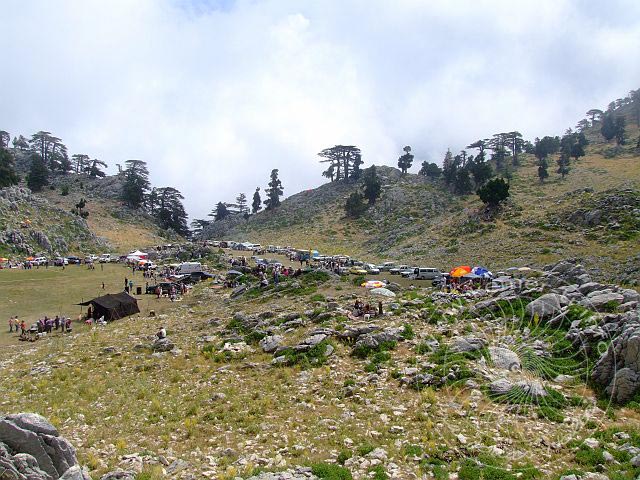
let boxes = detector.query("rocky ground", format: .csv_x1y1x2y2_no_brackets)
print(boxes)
1,260,639,480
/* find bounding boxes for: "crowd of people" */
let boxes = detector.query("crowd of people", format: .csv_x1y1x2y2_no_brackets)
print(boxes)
8,314,72,342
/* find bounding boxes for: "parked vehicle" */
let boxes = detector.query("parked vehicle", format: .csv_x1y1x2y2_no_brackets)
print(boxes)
176,262,203,274
390,265,408,275
381,262,396,271
32,256,48,266
67,256,81,264
146,282,180,295
400,266,418,277
409,267,443,280
364,264,380,274
349,266,367,275
99,253,116,263
53,257,69,266
336,266,350,276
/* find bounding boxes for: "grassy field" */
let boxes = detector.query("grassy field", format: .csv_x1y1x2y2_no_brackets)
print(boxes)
0,263,172,346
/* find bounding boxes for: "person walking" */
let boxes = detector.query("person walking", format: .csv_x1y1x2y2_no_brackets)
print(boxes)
8,316,14,333
20,319,26,335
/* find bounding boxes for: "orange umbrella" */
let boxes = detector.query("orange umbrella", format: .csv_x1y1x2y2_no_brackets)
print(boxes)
26,256,35,261
450,265,472,277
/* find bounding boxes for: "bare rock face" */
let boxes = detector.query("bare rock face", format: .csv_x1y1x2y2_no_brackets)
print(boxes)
525,293,570,320
592,316,640,404
0,413,90,480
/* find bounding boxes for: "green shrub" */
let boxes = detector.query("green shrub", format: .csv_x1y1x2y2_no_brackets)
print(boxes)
337,451,352,465
403,444,423,456
400,323,415,340
369,465,388,480
356,443,375,456
352,340,396,359
310,293,326,302
310,463,353,480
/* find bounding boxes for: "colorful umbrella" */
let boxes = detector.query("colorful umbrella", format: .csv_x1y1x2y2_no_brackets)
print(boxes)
472,266,493,278
26,257,35,261
450,265,472,277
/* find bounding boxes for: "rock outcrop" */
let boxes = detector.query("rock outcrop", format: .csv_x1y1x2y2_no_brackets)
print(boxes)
0,413,89,480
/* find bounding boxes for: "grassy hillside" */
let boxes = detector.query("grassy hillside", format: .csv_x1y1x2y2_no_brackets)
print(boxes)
205,114,640,284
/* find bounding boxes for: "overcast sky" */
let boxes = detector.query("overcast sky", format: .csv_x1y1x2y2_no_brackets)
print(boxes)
2,0,639,219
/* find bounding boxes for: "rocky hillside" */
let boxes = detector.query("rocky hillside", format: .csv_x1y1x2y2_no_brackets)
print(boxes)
201,111,640,285
0,186,108,257
1,150,180,255
2,258,640,480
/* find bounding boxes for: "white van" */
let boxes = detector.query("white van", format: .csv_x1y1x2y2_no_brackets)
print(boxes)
412,267,443,280
33,256,48,265
177,262,203,274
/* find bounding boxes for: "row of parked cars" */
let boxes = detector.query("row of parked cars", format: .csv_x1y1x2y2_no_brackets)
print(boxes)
343,262,443,281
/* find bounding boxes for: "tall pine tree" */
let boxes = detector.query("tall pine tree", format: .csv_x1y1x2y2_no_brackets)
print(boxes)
264,169,283,210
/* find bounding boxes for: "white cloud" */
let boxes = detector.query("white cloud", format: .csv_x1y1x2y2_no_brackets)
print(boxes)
1,0,639,219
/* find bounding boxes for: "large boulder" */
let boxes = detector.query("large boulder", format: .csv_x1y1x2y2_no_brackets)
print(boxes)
450,337,486,354
151,338,175,352
525,293,570,320
592,318,640,404
259,335,284,353
582,292,624,311
489,347,521,371
0,413,88,480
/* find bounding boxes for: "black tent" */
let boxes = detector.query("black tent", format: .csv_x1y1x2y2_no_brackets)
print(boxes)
78,292,140,321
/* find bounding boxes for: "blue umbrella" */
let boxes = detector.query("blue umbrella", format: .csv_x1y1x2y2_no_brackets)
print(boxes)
472,266,493,278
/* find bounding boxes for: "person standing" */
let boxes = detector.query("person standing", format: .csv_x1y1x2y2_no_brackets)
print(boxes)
20,319,26,335
8,316,14,333
128,279,133,294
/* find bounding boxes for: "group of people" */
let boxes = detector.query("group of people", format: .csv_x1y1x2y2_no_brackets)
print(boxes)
8,314,72,341
352,299,382,318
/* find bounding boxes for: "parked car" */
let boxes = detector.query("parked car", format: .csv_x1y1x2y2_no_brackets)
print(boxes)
381,262,396,271
409,267,443,280
67,256,81,264
146,282,180,294
349,266,367,275
53,257,69,266
32,256,48,266
336,266,350,276
400,266,418,277
390,265,408,275
364,264,380,274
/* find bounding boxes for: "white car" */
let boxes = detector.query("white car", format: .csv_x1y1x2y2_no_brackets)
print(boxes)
32,256,48,265
365,264,380,274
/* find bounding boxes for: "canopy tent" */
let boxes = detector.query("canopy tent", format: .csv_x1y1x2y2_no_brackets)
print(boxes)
77,292,140,321
450,265,472,278
127,250,148,259
471,266,493,278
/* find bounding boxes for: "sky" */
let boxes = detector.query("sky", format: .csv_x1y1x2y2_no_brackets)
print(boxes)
1,0,639,220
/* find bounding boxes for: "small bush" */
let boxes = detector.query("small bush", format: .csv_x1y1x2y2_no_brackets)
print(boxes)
400,323,415,340
310,462,353,480
60,185,69,196
310,293,326,302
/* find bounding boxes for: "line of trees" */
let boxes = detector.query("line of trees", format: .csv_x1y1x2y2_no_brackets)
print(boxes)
120,159,189,236
191,168,285,234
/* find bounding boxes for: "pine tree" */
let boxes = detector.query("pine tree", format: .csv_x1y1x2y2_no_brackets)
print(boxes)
600,113,617,141
0,148,19,188
556,154,570,179
252,187,261,214
419,161,442,178
212,202,230,221
154,187,189,236
397,146,413,174
264,169,283,210
537,158,549,183
122,160,150,209
454,168,473,195
615,116,626,145
235,193,249,216
345,192,366,218
477,178,510,207
27,154,48,192
362,166,381,205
